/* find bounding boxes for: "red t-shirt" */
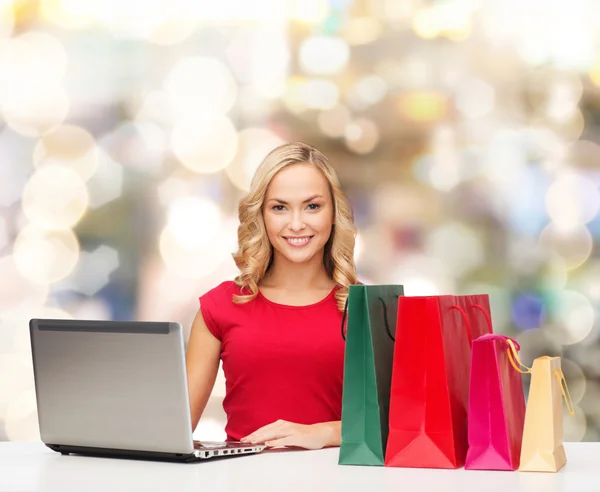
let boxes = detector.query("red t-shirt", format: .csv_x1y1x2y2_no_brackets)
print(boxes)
199,281,345,441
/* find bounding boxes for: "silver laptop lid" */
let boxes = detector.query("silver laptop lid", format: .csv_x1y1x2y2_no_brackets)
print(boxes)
30,319,194,455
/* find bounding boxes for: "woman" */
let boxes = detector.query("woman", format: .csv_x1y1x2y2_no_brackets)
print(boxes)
186,141,357,450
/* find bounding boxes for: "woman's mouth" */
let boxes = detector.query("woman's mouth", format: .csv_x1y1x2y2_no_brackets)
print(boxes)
283,236,314,247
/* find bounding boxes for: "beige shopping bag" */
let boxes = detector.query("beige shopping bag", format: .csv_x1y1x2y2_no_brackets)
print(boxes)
506,342,575,473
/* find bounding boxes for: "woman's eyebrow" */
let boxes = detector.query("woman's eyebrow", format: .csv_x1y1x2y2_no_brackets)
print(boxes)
267,195,324,204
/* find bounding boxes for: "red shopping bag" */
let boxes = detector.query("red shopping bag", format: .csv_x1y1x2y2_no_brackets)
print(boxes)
465,334,526,470
385,295,492,469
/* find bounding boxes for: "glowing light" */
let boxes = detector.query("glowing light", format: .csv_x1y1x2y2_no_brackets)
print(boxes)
0,32,69,136
167,197,222,250
455,78,495,118
546,172,600,229
344,118,380,155
318,105,352,138
299,36,350,75
398,91,448,122
351,75,387,108
553,290,595,345
165,57,237,118
342,17,383,45
4,87,69,137
13,227,80,285
539,222,593,270
40,0,96,30
0,256,48,319
225,128,285,192
33,125,99,182
0,0,14,37
22,165,89,231
300,79,339,110
287,0,329,23
171,115,238,174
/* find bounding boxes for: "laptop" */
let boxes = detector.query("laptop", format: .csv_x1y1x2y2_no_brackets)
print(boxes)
29,318,266,462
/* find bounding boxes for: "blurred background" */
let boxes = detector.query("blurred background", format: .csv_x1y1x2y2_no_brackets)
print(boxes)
0,0,599,443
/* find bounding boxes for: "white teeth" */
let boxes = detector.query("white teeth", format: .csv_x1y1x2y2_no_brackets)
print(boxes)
287,237,310,245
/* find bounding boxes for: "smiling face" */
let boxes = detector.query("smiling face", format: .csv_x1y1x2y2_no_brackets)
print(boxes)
263,162,334,267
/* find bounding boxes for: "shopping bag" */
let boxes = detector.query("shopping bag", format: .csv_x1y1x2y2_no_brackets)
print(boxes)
338,284,404,466
385,295,492,469
512,345,575,473
465,334,526,470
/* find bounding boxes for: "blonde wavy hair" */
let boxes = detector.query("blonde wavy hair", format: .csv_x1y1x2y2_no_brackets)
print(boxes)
232,141,357,311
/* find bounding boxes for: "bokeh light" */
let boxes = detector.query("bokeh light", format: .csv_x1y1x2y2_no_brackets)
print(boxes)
172,115,238,174
225,128,285,191
546,171,600,228
344,118,380,155
318,105,352,138
0,256,48,320
22,165,89,231
0,31,69,136
398,91,448,122
539,222,593,270
299,36,349,75
13,227,80,285
165,57,237,118
33,124,99,182
549,290,595,345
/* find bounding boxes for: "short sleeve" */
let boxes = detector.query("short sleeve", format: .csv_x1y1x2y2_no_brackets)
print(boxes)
198,281,237,341
199,292,221,341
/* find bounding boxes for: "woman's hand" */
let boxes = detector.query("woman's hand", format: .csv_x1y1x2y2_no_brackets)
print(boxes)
241,420,341,450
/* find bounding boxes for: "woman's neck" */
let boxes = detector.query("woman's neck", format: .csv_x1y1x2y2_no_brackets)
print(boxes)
260,252,334,292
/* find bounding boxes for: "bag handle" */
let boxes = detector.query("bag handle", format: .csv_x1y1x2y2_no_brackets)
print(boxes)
449,305,472,346
506,339,532,374
341,296,349,341
471,304,493,334
554,368,576,416
378,297,395,342
340,295,397,342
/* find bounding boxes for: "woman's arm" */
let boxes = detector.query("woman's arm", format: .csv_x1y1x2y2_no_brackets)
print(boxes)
185,308,221,431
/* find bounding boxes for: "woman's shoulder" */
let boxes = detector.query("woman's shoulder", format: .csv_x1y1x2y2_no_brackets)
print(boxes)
200,280,242,304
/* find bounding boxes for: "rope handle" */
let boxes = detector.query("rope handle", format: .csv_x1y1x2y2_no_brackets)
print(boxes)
506,339,532,374
379,297,395,342
341,297,349,341
340,295,398,342
554,368,575,416
449,303,493,347
449,305,472,345
471,304,493,334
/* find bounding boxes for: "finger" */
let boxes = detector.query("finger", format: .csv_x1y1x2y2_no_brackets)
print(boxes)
265,436,296,448
247,427,293,444
241,420,288,442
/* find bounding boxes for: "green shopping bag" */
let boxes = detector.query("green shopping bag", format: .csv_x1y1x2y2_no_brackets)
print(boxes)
338,284,404,466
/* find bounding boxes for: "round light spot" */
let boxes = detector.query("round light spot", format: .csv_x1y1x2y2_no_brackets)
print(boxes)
13,227,80,285
33,125,99,182
225,128,285,192
165,57,237,117
318,105,352,138
171,115,238,174
299,36,350,75
344,118,380,154
22,165,89,231
539,223,593,270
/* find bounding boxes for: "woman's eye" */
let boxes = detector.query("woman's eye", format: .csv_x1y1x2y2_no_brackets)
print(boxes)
307,203,321,211
272,205,285,211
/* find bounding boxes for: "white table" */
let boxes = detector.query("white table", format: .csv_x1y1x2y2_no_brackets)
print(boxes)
1,442,599,492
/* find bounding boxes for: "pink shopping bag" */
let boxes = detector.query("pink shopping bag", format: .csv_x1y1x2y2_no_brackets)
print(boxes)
465,333,526,470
